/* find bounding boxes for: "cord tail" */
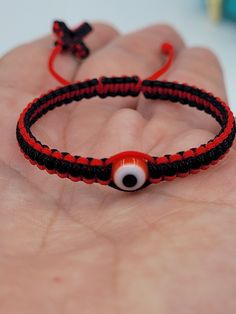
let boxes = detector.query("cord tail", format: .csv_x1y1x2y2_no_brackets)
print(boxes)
148,42,174,80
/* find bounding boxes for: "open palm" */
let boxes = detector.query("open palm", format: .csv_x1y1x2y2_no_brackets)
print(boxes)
0,22,236,313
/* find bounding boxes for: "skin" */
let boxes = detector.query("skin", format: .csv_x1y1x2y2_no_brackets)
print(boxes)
0,22,235,314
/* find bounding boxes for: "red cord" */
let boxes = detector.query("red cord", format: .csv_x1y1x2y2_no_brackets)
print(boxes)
48,45,71,85
48,41,174,85
148,42,174,80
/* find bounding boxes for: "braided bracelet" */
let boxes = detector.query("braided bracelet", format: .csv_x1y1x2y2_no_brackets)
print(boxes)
16,20,236,192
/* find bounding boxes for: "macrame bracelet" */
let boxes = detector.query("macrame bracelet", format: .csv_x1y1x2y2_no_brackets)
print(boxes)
16,20,236,192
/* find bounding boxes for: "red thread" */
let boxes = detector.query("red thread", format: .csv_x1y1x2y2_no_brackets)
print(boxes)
48,45,71,85
148,42,174,80
48,21,92,85
49,36,174,86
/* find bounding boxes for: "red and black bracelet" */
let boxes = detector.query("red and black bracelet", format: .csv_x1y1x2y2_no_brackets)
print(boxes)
16,21,236,192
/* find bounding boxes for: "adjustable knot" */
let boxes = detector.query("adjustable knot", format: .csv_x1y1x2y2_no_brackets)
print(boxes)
53,20,92,59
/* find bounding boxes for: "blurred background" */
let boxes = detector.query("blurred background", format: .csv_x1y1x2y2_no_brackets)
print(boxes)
0,0,235,110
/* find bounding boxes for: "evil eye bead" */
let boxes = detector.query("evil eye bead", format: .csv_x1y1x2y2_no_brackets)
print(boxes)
112,157,148,191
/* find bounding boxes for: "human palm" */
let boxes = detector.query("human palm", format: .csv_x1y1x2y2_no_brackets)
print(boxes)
0,22,235,313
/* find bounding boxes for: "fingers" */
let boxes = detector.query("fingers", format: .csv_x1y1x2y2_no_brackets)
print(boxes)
0,22,119,94
138,47,227,134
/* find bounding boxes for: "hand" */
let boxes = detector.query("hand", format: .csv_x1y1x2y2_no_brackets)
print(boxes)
0,22,235,313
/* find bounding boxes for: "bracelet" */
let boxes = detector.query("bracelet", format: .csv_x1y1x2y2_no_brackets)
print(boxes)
16,20,236,192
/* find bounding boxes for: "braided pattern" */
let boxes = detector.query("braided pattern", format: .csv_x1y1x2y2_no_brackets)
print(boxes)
53,20,92,59
16,77,235,191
